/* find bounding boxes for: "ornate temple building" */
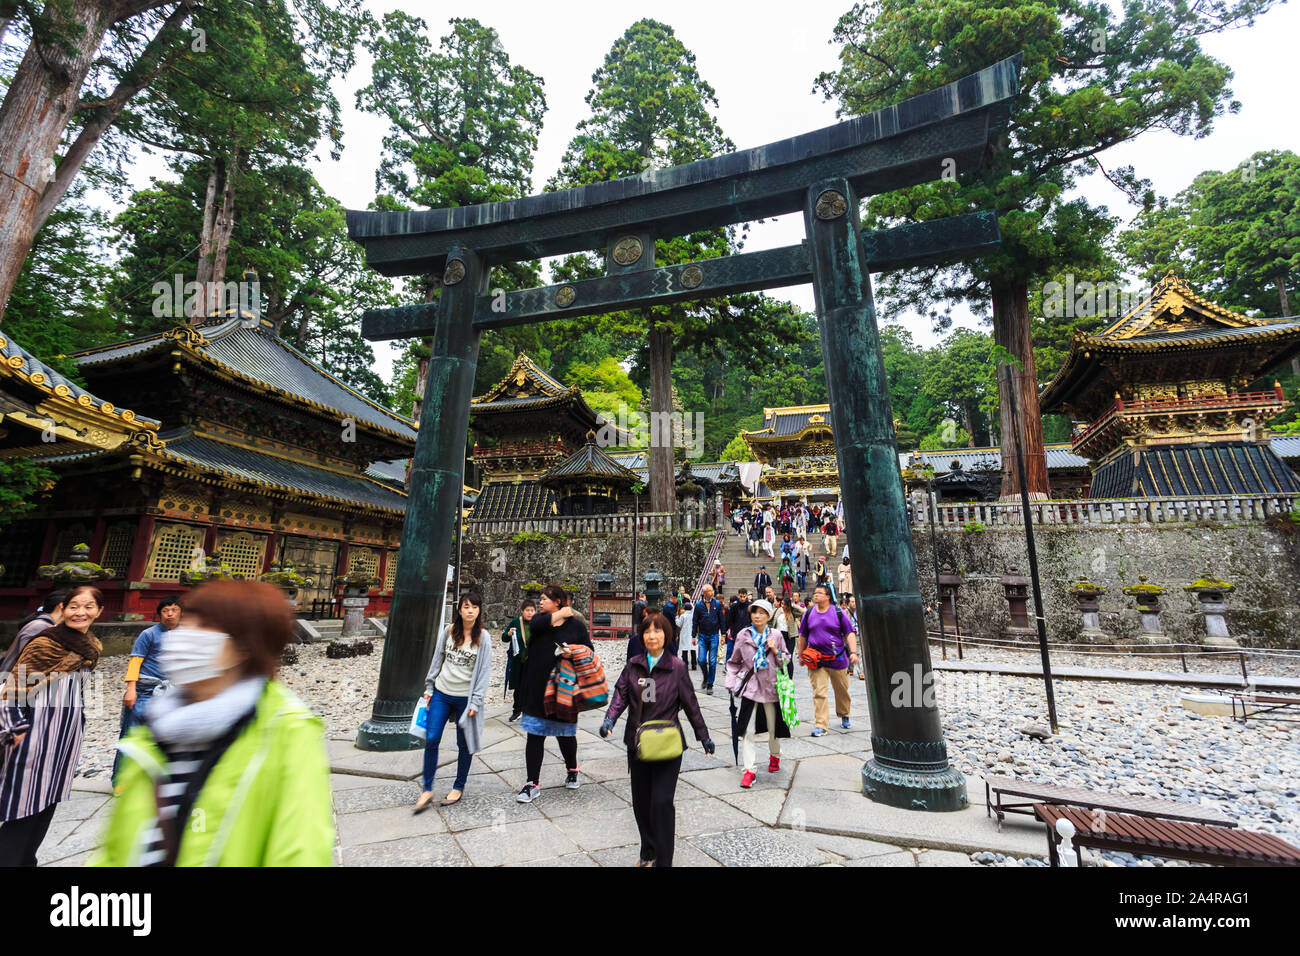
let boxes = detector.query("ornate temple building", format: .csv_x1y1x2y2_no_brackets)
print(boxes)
467,354,606,520
540,431,639,515
742,404,839,501
0,312,415,620
744,404,1094,501
1040,273,1300,496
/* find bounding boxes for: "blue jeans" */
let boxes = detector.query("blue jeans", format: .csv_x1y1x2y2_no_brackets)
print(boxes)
697,633,719,686
112,692,152,782
421,689,473,792
724,638,735,669
796,571,807,591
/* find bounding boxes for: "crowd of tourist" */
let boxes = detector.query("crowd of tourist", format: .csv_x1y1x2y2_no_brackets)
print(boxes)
0,496,863,868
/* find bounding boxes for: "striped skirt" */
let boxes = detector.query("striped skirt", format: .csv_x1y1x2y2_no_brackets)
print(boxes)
0,672,88,822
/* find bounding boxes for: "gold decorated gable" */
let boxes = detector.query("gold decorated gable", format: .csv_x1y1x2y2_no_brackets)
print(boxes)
1102,272,1261,341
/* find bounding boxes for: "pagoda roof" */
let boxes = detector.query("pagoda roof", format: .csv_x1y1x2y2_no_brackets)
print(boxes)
2,332,160,430
1089,442,1300,497
471,353,588,413
541,435,639,486
68,314,416,443
468,481,557,520
36,428,408,515
1041,273,1300,413
743,404,834,442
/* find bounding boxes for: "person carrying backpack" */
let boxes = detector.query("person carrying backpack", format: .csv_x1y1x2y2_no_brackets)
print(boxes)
691,585,726,696
796,584,860,737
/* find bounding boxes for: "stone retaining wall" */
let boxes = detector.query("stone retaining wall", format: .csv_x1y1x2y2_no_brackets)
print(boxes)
912,522,1300,649
460,531,716,631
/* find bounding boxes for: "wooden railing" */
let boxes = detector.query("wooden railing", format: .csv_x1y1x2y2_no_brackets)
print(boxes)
465,512,677,535
909,492,1300,528
1073,386,1286,450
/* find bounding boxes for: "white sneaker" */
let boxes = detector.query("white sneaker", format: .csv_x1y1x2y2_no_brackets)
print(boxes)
516,782,540,803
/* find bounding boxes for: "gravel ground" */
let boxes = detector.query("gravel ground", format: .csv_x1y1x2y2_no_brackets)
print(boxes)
929,638,1300,679
73,638,1296,868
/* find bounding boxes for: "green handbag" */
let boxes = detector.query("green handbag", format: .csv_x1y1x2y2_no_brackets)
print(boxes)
632,674,684,762
634,720,685,762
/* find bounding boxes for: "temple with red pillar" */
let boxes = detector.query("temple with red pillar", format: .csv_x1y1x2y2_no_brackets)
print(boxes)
0,312,414,622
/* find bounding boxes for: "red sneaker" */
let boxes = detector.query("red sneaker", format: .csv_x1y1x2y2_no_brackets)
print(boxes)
768,756,780,773
740,770,756,789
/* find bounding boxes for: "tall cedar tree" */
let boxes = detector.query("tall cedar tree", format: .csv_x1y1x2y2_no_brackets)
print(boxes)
355,13,546,421
0,0,365,322
550,19,802,513
816,0,1276,496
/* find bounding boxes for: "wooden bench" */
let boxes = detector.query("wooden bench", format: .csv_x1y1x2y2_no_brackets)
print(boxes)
1035,804,1300,867
1230,691,1300,725
984,775,1235,831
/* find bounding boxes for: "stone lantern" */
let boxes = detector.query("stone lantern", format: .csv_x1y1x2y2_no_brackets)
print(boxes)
1183,575,1239,649
591,568,614,627
1121,575,1166,645
1000,566,1035,641
642,564,664,611
337,570,380,638
1067,576,1110,643
937,564,963,634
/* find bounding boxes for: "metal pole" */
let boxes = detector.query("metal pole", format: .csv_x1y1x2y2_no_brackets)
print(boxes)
951,590,964,660
925,476,948,661
1002,364,1059,734
632,493,639,595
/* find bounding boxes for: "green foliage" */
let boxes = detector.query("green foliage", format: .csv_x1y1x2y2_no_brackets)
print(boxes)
0,458,54,531
960,520,985,534
1120,150,1299,317
512,535,550,546
722,432,755,462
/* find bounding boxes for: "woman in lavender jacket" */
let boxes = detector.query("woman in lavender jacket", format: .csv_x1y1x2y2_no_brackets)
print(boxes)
724,599,790,789
601,612,715,867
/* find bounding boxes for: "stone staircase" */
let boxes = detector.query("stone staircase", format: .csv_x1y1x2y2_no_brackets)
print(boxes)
701,526,777,600
297,617,383,643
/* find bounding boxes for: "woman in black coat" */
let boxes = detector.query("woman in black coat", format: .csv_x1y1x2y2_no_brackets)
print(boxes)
513,585,592,804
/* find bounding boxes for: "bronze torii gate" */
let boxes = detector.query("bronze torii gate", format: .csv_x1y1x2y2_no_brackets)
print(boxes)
346,56,1020,812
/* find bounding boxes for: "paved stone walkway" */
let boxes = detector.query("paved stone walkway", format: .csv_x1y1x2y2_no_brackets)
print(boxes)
37,665,1055,867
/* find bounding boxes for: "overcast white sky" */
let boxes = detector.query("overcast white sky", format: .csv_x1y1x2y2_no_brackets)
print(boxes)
121,0,1300,378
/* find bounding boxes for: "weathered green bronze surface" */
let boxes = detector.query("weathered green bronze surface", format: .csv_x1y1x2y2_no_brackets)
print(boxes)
350,56,1020,808
360,213,999,341
356,245,484,751
805,178,968,810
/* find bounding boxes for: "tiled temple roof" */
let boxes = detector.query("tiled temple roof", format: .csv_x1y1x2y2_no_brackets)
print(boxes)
70,316,416,441
468,481,557,520
1,332,160,429
542,439,639,485
1089,442,1300,497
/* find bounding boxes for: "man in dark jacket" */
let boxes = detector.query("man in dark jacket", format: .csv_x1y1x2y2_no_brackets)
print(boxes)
724,589,751,669
691,585,726,696
753,566,772,594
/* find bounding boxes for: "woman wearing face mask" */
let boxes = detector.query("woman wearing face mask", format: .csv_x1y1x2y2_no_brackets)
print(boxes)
92,579,334,866
414,592,492,812
0,585,102,866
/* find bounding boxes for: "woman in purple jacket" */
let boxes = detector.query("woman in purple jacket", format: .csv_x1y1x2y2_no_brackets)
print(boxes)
601,613,714,867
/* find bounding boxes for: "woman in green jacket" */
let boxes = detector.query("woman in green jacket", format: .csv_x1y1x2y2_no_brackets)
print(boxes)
91,579,334,867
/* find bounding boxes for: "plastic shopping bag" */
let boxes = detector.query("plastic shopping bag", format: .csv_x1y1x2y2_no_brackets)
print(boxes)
775,667,800,729
409,696,429,740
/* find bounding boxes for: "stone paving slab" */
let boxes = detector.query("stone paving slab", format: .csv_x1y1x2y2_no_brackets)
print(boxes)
551,806,645,852
784,829,913,860
674,794,765,837
777,783,1045,857
338,803,448,846
536,782,629,819
504,851,598,867
842,851,920,866
435,786,544,832
328,740,424,780
916,848,978,867
342,833,467,867
590,839,724,867
691,826,829,867
456,818,581,866
716,788,790,826
333,780,424,814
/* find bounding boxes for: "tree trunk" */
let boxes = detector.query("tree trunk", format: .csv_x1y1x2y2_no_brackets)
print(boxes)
193,159,220,319
648,316,675,515
992,279,1050,499
1279,271,1292,318
411,280,437,424
0,0,116,322
962,402,976,447
205,148,239,316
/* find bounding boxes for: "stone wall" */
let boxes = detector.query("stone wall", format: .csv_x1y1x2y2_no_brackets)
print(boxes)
460,530,717,631
911,522,1300,648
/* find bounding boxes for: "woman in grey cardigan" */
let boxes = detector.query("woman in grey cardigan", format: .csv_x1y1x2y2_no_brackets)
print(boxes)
414,592,492,812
